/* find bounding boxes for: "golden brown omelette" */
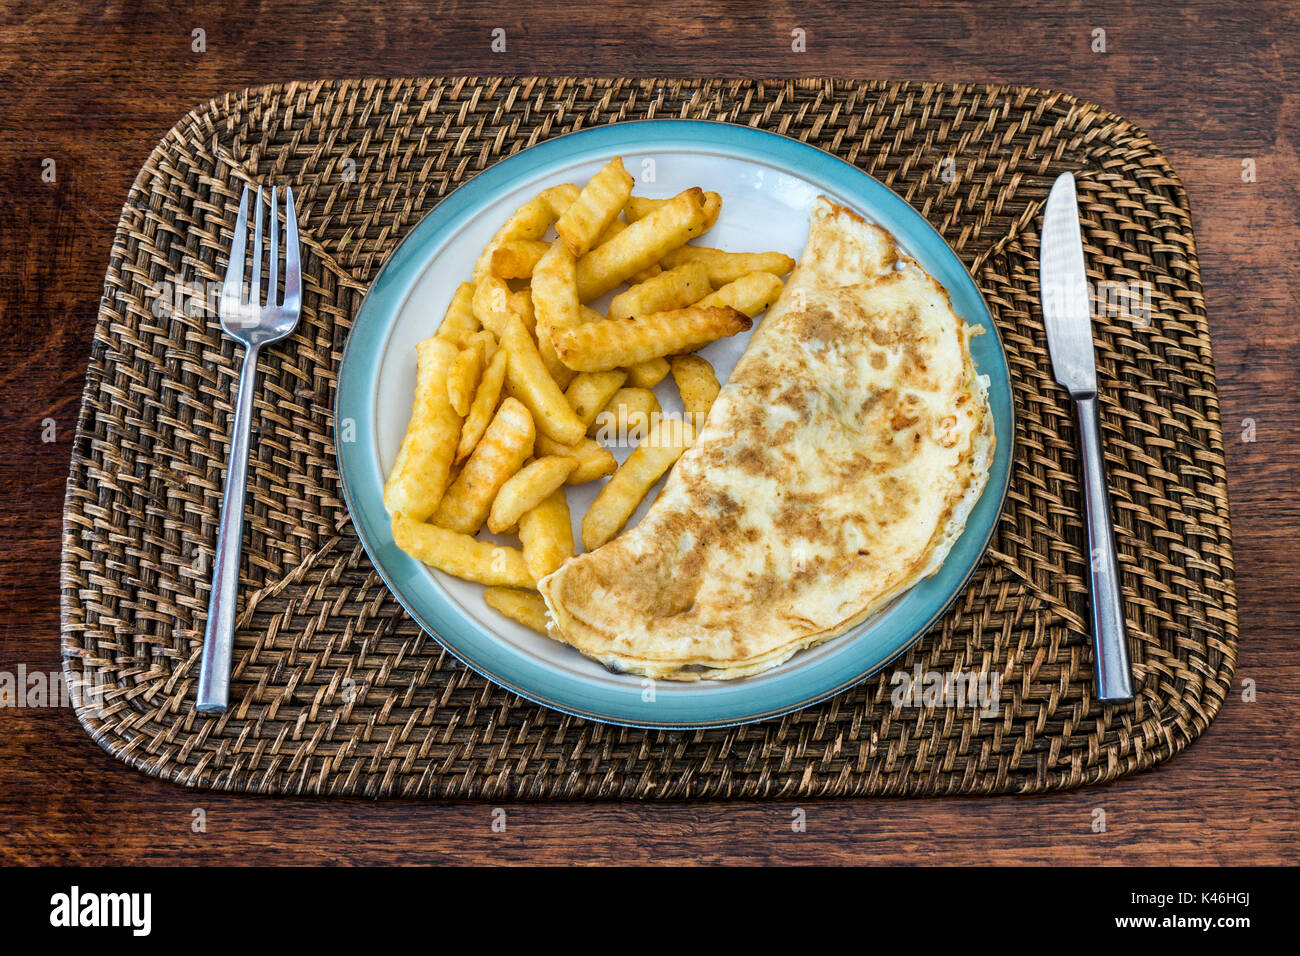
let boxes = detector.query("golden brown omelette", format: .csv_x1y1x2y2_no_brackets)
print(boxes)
537,197,994,679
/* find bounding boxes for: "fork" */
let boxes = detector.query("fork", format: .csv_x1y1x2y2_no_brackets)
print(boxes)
196,184,302,715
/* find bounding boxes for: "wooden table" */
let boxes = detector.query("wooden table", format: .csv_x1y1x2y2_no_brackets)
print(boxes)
2,0,1296,865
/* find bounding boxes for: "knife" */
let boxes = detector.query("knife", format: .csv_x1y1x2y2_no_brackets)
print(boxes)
1039,172,1135,702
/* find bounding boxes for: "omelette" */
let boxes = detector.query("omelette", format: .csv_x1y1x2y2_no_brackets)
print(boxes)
537,197,995,680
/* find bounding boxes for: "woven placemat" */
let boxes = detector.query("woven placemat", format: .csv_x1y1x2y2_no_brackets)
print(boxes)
60,78,1237,798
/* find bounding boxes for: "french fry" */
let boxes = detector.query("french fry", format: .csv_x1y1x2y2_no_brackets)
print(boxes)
383,337,462,522
487,455,578,534
622,195,664,223
432,397,534,534
434,282,480,346
702,191,723,231
465,328,498,361
565,370,628,427
625,190,722,232
446,342,484,417
455,346,508,464
541,357,573,391
490,239,552,278
555,157,635,258
483,587,551,634
392,514,533,588
508,288,536,336
592,216,626,248
607,261,711,320
531,239,582,389
581,418,696,550
472,275,516,337
625,357,671,388
499,313,586,445
471,183,581,282
590,386,661,440
628,263,663,284
535,432,617,484
565,307,612,384
541,184,582,217
696,271,785,317
518,488,575,580
550,306,751,372
658,246,795,286
574,188,707,301
533,240,582,331
604,386,661,419
671,354,721,420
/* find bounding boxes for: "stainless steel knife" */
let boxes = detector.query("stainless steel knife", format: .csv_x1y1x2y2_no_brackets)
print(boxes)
1039,171,1135,702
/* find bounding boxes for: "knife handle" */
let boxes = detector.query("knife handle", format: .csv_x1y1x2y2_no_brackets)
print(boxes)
1073,395,1135,702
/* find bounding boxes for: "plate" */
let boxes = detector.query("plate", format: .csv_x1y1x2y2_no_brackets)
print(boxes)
335,119,1014,728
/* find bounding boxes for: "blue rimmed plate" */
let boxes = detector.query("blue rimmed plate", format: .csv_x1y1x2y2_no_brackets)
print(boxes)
335,119,1014,728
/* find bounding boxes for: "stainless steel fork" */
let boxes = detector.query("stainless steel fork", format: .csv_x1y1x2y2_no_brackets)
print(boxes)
196,184,302,714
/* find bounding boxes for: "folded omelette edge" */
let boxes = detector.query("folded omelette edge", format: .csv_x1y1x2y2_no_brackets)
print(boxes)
538,197,995,681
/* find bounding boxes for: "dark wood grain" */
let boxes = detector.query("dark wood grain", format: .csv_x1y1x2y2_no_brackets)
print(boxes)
2,0,1297,865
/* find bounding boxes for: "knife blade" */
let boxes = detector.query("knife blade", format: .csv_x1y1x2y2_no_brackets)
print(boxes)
1039,172,1135,702
1040,173,1097,397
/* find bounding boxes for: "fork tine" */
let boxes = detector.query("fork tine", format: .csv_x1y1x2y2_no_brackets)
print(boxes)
249,186,264,307
221,186,250,309
282,186,302,313
268,185,280,307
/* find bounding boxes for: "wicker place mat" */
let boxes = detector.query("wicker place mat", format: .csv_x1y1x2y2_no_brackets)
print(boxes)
60,78,1237,798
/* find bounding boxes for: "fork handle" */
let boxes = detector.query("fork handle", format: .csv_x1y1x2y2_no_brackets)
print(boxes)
1074,394,1134,702
196,343,261,714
